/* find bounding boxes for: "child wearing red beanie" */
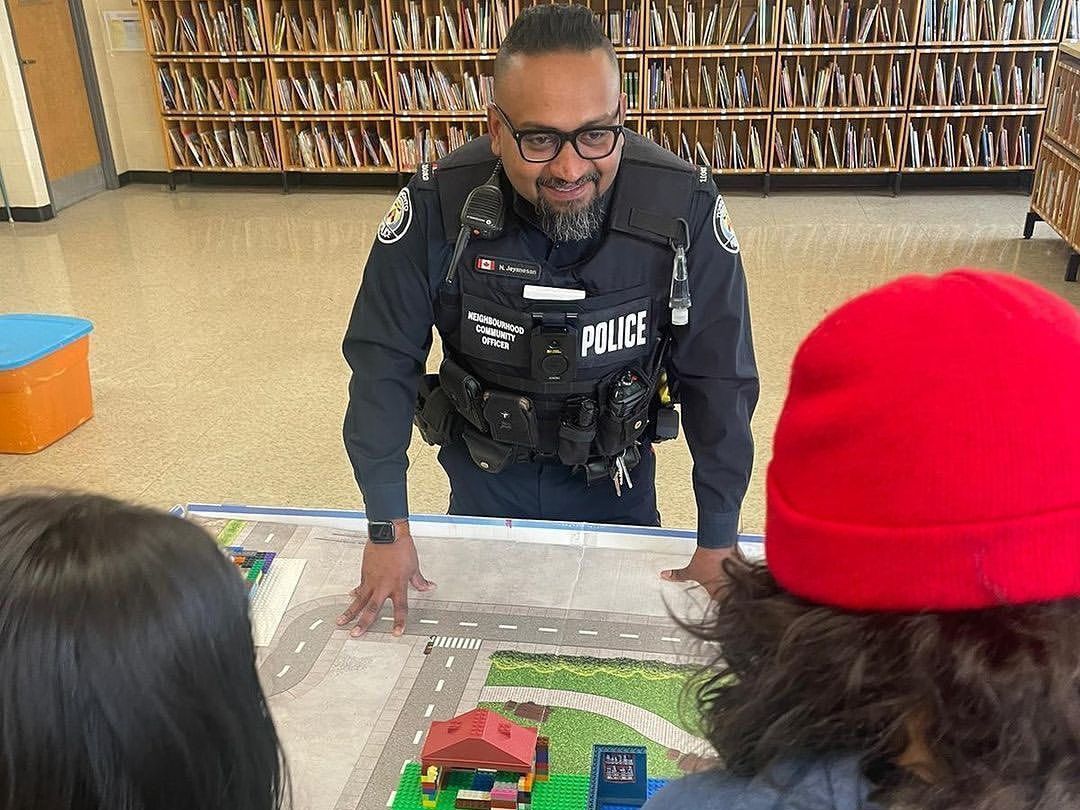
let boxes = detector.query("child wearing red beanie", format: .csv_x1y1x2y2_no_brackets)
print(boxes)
645,270,1080,810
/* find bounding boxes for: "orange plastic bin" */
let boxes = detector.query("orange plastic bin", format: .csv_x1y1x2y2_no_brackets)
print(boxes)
0,314,94,454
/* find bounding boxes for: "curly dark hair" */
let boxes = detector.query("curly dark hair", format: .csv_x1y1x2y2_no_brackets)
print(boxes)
684,554,1080,810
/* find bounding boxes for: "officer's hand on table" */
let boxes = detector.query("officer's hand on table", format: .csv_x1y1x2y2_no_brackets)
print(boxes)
659,546,734,600
337,521,436,638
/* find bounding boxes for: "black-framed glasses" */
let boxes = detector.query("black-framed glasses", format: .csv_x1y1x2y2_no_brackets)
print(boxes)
492,103,624,163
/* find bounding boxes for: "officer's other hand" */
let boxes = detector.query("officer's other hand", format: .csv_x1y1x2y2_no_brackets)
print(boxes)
659,546,734,600
337,523,436,638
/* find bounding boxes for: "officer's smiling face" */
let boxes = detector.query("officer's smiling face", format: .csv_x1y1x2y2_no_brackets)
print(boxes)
489,49,626,216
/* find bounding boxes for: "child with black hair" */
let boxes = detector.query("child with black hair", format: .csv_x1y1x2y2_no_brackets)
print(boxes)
0,492,288,810
647,270,1080,810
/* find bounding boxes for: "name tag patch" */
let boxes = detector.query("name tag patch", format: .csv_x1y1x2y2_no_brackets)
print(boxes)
578,298,653,368
460,294,531,367
474,255,542,281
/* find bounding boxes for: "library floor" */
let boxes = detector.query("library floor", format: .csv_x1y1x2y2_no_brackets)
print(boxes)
1,184,1077,534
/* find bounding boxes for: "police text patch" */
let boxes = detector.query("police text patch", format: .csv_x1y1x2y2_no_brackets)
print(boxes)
377,188,412,244
474,256,542,281
578,298,653,369
713,195,739,254
459,294,531,367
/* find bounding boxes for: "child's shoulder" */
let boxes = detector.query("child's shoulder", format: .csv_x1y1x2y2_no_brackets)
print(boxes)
643,753,880,810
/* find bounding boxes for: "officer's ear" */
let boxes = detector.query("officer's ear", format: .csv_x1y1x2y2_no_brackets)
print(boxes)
618,92,628,125
487,105,503,158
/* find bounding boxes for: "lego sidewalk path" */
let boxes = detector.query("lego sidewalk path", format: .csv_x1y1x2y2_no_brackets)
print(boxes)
180,504,763,810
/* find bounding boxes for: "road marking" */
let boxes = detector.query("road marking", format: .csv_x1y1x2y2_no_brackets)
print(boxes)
459,621,478,627
294,641,306,654
413,730,423,745
446,656,454,668
537,627,558,633
662,636,682,643
578,629,598,636
275,665,291,678
619,633,640,639
309,619,323,630
265,533,274,543
419,618,439,625
435,679,445,692
435,637,480,650
498,624,518,630
380,616,393,621
386,791,396,807
400,760,409,775
425,704,434,717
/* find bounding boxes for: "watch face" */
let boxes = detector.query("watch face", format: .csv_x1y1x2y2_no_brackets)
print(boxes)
369,522,396,543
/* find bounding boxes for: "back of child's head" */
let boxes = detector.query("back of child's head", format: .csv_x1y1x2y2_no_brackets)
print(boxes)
691,270,1080,810
0,491,287,810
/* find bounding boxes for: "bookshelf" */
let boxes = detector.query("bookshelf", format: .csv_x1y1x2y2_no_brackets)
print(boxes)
1028,42,1080,279
136,0,1075,183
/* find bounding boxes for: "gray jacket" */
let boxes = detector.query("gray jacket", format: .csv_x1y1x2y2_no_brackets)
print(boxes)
643,754,882,810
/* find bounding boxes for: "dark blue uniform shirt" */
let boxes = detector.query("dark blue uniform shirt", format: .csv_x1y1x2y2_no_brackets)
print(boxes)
343,162,758,548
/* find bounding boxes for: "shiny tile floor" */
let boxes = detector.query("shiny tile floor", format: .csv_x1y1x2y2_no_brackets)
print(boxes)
2,184,1077,533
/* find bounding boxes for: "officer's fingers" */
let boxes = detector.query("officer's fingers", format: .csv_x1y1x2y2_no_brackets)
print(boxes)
350,591,387,638
410,572,437,591
391,589,409,637
337,584,372,626
659,567,693,583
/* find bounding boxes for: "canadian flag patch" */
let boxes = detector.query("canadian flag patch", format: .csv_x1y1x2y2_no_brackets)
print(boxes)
476,257,495,271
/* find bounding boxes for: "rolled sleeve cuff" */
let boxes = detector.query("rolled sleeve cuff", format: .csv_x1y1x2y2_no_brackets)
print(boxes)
696,509,740,549
362,482,409,523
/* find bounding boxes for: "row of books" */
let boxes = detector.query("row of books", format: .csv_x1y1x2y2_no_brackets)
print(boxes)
396,67,494,111
1070,0,1080,37
648,0,771,45
1046,83,1080,148
646,61,769,108
773,120,896,167
599,6,643,45
286,125,395,166
147,2,262,52
159,67,272,111
275,73,392,111
167,123,279,168
624,70,642,104
390,0,510,50
907,120,1033,166
644,123,767,168
778,58,904,107
922,0,1060,40
399,125,480,165
783,0,910,45
272,4,386,50
914,56,1046,106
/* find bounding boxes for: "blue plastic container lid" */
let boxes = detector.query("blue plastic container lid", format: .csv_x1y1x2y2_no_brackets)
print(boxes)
0,314,94,371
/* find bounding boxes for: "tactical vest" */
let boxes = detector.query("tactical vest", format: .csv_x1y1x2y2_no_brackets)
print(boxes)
418,132,701,477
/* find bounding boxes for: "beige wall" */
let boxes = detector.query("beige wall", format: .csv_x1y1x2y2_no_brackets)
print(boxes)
0,0,51,208
81,0,165,172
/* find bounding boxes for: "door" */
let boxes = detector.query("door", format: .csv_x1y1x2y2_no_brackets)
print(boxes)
6,0,105,210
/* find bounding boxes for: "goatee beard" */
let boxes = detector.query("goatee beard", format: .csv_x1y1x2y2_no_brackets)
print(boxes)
535,176,606,242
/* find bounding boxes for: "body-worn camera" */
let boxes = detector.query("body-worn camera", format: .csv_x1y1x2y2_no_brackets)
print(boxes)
530,324,577,383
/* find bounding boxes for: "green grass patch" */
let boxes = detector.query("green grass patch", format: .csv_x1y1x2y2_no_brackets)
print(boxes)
215,519,246,546
480,703,684,779
392,763,593,810
485,651,703,735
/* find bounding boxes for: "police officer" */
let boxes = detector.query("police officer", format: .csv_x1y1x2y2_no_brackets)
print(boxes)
338,4,759,638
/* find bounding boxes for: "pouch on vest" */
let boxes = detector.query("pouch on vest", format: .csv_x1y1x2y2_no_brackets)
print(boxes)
482,390,539,448
414,374,460,446
597,366,653,456
461,427,518,474
558,396,598,466
439,358,487,431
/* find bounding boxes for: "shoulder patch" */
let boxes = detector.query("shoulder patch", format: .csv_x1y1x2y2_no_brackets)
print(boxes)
377,188,413,245
697,165,712,185
420,162,437,181
712,195,739,254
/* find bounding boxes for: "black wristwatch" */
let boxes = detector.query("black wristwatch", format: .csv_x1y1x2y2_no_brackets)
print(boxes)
368,520,397,544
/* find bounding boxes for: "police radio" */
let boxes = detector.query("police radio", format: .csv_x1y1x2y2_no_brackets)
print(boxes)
445,163,504,285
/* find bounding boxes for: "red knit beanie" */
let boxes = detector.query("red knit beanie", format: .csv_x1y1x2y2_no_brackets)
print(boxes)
766,270,1080,611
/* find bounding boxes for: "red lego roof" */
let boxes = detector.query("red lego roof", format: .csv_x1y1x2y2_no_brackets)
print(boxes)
421,709,538,773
